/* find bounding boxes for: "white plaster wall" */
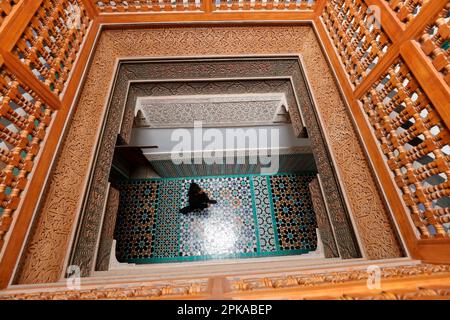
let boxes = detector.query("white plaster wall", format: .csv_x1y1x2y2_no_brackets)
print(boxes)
129,124,310,156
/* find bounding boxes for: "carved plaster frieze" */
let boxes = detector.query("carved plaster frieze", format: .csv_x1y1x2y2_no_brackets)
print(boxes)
123,78,305,144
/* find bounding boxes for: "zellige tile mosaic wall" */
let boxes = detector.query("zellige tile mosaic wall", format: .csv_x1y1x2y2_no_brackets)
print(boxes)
114,173,318,263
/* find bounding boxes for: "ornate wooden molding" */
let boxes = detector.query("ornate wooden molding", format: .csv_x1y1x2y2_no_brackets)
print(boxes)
309,176,339,258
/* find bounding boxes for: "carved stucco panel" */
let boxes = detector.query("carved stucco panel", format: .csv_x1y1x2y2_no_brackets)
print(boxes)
16,26,402,284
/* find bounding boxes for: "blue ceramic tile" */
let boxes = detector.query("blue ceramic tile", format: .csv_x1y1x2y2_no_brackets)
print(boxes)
115,173,317,264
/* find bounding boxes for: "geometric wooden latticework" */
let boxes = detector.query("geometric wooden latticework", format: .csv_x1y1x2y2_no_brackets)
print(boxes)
0,66,53,250
0,0,93,257
13,0,91,96
322,0,391,86
385,0,429,25
0,0,20,28
361,59,450,238
418,4,450,86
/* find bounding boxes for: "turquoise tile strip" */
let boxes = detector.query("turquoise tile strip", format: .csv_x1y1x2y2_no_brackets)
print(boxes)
122,171,317,183
265,175,281,251
149,154,317,178
249,177,261,253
